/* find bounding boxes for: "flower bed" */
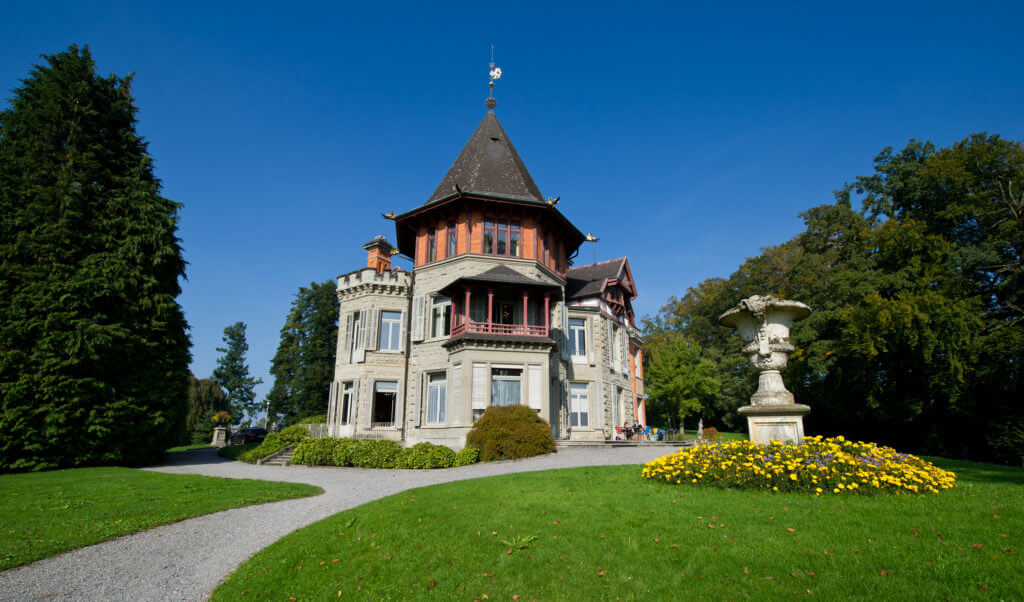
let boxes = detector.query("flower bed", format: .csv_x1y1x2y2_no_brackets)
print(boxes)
642,435,956,494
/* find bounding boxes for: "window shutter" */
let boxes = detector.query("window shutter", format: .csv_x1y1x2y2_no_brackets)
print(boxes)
354,308,368,363
398,309,407,352
560,304,570,360
594,381,605,429
364,380,374,429
587,318,595,365
365,308,379,351
472,363,486,410
452,364,462,425
528,365,542,411
621,331,629,374
342,313,354,364
606,320,614,370
411,295,425,341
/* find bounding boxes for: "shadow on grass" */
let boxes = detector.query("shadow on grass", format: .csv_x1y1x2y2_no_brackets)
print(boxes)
928,456,1024,486
160,446,233,466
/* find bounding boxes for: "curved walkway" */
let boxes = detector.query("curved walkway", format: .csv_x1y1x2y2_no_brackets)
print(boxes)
0,446,672,601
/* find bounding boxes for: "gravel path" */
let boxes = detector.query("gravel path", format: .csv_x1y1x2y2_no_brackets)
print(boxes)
0,445,674,601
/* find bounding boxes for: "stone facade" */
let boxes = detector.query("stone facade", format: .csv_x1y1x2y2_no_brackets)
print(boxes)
326,109,645,449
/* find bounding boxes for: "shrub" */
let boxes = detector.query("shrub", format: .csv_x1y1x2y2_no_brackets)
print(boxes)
395,442,457,469
296,414,327,425
701,427,720,441
454,446,480,466
332,438,360,466
349,439,403,468
237,425,310,463
642,435,957,495
465,405,556,462
292,438,343,466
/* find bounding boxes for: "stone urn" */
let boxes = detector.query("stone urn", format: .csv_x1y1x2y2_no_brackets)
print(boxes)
719,295,811,444
211,426,229,448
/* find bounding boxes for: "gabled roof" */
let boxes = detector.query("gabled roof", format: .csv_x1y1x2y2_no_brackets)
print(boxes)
566,257,633,300
423,110,545,206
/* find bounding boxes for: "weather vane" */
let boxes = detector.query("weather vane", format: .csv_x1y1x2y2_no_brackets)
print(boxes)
486,45,501,109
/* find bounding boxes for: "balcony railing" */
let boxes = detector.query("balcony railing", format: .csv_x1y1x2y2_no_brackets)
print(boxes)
451,321,549,338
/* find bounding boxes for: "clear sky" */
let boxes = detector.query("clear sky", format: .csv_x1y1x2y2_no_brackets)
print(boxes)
3,1,1023,406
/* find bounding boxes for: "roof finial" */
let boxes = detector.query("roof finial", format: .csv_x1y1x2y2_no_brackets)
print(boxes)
486,45,501,110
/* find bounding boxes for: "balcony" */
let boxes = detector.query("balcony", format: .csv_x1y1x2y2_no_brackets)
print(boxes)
451,321,549,338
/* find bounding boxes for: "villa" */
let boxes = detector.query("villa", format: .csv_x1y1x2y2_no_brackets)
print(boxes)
326,101,645,448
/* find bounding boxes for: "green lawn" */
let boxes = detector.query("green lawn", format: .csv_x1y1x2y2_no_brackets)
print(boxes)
213,457,1023,600
0,467,322,571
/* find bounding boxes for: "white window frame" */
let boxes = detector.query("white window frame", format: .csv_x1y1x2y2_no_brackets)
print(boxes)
426,372,447,425
430,295,451,339
569,382,590,428
371,380,398,427
569,317,587,363
490,367,522,406
378,310,403,352
340,381,354,425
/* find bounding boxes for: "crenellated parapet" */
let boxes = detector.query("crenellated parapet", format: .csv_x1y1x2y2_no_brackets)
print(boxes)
337,268,411,300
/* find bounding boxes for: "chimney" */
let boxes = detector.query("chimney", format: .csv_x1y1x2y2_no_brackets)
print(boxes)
363,236,395,274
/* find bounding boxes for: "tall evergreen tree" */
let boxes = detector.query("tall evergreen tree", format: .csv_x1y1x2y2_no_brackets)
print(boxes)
266,281,339,423
212,322,261,423
0,45,191,471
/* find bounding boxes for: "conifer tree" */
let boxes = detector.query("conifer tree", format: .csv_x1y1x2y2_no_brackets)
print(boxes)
212,322,262,424
266,281,339,423
0,45,191,470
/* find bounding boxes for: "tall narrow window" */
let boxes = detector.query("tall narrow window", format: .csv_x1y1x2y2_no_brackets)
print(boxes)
491,368,522,406
569,382,589,427
378,310,402,351
510,222,521,256
447,221,457,257
569,318,587,360
349,312,362,358
431,296,451,338
372,381,397,426
340,382,354,425
427,228,436,262
496,220,507,255
426,372,447,424
483,219,494,254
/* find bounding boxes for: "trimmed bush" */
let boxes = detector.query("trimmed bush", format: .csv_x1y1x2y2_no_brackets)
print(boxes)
350,439,403,469
331,438,360,466
642,435,957,495
465,405,556,462
237,425,310,463
454,446,480,466
296,414,327,425
292,438,342,466
395,442,456,469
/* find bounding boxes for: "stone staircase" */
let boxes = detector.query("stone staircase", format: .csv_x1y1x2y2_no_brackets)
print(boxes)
256,444,296,466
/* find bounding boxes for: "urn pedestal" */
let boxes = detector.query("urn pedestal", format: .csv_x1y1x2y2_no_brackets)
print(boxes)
211,426,229,448
719,295,812,445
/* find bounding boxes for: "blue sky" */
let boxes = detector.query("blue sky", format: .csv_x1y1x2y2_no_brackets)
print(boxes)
3,1,1023,405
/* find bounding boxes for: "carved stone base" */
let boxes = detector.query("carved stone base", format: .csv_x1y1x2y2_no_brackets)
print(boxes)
211,426,229,448
739,403,810,445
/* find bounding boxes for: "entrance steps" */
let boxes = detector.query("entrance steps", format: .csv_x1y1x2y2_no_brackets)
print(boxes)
257,445,296,466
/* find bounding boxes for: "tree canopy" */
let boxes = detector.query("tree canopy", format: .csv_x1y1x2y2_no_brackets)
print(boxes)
0,45,191,471
212,322,261,424
643,133,1023,462
265,281,338,424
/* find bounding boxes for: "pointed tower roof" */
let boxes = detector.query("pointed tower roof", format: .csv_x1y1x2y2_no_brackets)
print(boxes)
423,110,545,206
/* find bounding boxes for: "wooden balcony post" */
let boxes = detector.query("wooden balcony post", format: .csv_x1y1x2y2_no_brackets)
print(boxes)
464,286,471,328
522,290,529,336
544,292,551,337
487,288,494,327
